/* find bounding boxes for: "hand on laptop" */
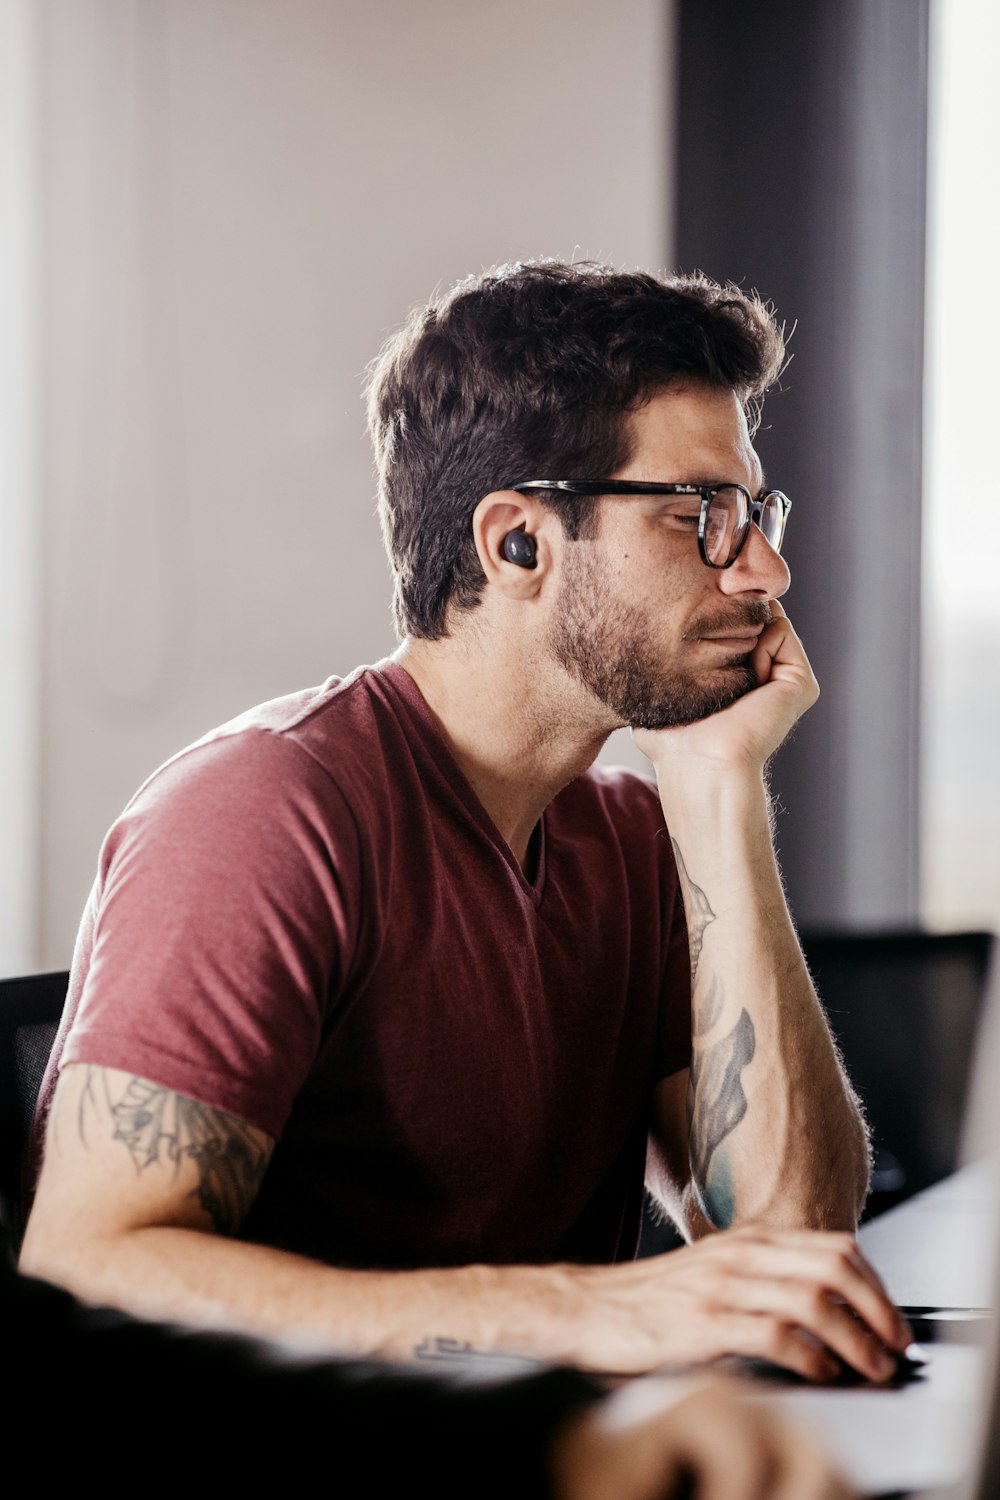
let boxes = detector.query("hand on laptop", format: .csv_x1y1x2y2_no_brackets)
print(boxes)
559,1226,911,1380
553,1378,857,1500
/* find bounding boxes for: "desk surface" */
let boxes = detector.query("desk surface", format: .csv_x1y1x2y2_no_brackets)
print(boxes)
858,1158,999,1311
761,1160,998,1496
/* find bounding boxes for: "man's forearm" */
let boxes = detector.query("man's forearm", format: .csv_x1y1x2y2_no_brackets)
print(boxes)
20,1218,577,1363
21,1205,910,1385
664,772,870,1232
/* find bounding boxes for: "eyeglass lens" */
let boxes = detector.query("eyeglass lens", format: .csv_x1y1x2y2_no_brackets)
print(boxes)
704,488,785,565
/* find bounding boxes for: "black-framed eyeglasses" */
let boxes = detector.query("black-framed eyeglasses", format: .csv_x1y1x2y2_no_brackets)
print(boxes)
510,480,791,570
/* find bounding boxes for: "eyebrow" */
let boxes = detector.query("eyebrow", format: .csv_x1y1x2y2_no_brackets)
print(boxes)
677,471,769,492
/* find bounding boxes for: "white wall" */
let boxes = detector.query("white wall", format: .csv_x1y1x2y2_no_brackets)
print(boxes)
0,0,41,974
21,0,674,968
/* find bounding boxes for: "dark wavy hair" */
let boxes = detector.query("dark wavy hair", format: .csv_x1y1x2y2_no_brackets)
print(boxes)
366,259,786,640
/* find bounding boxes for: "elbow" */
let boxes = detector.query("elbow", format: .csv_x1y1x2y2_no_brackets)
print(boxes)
844,1100,874,1226
814,1110,873,1232
19,1218,94,1294
18,1234,80,1295
19,1205,127,1303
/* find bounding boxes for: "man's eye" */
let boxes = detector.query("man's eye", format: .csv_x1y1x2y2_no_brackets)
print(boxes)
664,510,702,525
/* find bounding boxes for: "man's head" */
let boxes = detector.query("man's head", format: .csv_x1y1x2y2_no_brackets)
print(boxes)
366,259,785,643
545,382,789,730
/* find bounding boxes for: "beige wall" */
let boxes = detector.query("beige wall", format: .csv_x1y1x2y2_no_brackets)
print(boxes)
24,0,673,968
0,0,42,973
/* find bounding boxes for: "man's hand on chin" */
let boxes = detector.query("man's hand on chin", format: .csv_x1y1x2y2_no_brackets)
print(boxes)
632,603,819,780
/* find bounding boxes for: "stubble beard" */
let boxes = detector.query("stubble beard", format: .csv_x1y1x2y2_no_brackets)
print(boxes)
549,551,765,731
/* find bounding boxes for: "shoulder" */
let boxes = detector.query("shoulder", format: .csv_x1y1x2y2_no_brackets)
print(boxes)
111,663,405,835
93,661,433,911
65,678,404,1135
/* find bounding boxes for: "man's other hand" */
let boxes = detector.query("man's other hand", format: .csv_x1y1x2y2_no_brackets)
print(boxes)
552,1379,855,1500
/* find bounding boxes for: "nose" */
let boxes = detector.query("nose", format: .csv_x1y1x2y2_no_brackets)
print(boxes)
718,519,791,600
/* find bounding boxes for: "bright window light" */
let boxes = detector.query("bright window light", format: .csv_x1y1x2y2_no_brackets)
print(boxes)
922,0,1000,931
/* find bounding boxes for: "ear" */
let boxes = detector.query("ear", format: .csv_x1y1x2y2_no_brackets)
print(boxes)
472,491,554,601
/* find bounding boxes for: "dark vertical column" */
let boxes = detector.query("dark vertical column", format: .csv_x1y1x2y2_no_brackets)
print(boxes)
676,0,928,926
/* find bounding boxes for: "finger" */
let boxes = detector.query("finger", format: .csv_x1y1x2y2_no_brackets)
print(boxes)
710,1274,899,1382
729,1227,893,1309
719,1233,911,1351
695,1309,841,1381
754,612,815,681
750,617,816,700
812,1239,912,1343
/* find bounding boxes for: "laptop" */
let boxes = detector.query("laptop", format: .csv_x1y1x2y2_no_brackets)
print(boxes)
755,954,1000,1499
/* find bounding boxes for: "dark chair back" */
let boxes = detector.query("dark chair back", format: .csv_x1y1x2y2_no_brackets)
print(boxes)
800,929,995,1217
639,928,996,1250
0,971,69,1257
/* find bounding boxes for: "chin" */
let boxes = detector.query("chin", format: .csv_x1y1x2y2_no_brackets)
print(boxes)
628,663,758,730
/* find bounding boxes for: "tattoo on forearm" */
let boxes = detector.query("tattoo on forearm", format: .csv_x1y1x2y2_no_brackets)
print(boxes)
414,1337,482,1362
671,837,716,988
689,1007,756,1228
413,1337,533,1369
692,972,725,1037
80,1067,270,1235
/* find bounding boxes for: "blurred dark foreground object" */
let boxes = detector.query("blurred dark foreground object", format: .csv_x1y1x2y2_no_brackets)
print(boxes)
0,969,67,1254
3,1253,599,1494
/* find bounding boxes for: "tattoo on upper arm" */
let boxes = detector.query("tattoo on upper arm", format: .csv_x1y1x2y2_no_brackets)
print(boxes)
689,1007,756,1228
670,837,716,988
78,1067,271,1235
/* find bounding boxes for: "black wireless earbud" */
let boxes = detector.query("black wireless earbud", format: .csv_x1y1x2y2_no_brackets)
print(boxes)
501,530,537,569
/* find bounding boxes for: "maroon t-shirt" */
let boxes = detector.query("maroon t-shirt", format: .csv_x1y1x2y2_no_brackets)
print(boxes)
33,661,690,1267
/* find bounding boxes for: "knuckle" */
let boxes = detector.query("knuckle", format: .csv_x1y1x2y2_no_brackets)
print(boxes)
763,1318,794,1358
830,1231,857,1254
703,1271,737,1305
805,1346,836,1383
822,1243,857,1281
800,1285,831,1322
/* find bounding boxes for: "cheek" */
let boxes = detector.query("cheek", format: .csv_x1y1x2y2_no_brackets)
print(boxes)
624,551,711,615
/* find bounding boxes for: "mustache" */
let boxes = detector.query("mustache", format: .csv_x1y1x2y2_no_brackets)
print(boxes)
683,601,773,642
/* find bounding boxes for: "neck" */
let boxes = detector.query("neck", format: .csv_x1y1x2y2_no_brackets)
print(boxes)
395,629,614,870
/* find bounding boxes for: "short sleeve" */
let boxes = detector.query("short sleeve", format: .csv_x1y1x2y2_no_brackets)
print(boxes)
61,727,362,1139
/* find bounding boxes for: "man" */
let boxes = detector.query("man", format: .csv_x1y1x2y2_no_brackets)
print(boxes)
23,260,909,1382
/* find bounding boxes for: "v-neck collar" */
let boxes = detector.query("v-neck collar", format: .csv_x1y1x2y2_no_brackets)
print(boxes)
374,660,548,909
